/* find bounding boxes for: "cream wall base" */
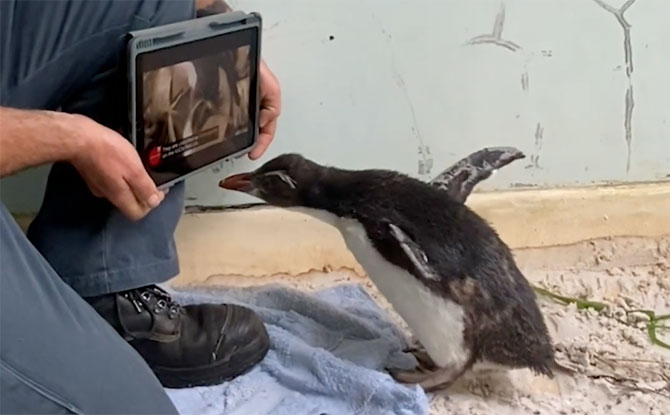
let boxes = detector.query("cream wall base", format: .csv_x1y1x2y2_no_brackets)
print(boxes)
172,182,670,286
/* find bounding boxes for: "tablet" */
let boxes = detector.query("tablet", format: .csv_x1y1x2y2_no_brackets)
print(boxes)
126,11,262,188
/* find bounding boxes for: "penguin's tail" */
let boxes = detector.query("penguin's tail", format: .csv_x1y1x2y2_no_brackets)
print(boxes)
530,356,579,379
550,359,579,376
429,146,525,203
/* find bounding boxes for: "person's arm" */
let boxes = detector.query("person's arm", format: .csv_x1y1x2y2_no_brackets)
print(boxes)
0,107,83,178
0,106,164,221
194,0,282,160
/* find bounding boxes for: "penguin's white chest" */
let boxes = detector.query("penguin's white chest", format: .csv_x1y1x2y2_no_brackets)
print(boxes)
336,219,469,368
296,213,468,371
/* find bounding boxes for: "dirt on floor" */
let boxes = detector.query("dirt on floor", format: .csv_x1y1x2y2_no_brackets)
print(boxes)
186,236,670,415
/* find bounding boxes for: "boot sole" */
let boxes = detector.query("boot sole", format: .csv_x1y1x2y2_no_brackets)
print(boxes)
151,331,271,389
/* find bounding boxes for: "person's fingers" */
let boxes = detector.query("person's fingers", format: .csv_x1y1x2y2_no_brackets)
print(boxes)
248,60,281,160
259,107,274,129
259,94,281,128
259,62,281,122
106,180,151,221
125,166,163,209
88,185,105,198
249,116,277,160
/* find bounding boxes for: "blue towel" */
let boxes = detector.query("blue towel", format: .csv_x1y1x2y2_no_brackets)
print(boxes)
164,283,429,415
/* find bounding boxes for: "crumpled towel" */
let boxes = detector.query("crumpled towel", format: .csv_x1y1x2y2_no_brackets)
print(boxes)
164,282,429,415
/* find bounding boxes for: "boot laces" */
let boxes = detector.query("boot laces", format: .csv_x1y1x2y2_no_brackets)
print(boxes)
123,286,181,319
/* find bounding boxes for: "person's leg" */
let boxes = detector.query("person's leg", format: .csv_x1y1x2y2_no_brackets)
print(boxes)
0,203,178,414
0,0,269,388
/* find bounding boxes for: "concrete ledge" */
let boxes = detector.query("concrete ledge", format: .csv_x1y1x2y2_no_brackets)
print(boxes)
462,181,670,247
172,181,670,286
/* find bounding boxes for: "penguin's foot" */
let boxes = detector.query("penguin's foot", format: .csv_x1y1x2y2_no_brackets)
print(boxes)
387,366,458,392
388,367,438,384
422,364,475,392
389,366,461,392
388,360,474,392
403,346,438,371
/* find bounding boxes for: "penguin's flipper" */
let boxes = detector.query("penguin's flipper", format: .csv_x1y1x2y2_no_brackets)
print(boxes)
388,223,441,282
429,146,525,203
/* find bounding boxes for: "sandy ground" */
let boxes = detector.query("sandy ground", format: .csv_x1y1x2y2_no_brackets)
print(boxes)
181,236,670,415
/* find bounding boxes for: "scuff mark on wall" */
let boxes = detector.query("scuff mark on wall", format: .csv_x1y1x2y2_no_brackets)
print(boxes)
521,71,529,91
390,63,433,177
590,0,637,173
371,12,433,177
510,182,538,188
465,2,522,53
418,146,433,175
526,122,544,169
210,156,239,174
266,21,282,31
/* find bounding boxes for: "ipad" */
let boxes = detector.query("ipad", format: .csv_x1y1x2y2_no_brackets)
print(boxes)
126,11,262,188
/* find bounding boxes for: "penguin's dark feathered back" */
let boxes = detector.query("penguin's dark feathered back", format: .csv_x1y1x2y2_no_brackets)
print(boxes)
306,168,519,296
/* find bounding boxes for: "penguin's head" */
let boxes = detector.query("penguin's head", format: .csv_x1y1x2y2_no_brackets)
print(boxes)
219,153,322,207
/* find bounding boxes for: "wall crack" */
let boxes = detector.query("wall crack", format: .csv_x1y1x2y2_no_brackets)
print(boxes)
590,0,637,173
465,2,531,93
465,2,522,53
526,122,544,169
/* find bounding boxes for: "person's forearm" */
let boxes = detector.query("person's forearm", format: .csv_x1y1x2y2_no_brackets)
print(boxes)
0,107,84,178
195,0,233,17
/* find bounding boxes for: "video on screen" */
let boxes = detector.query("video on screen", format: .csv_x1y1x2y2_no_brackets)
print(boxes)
140,45,251,168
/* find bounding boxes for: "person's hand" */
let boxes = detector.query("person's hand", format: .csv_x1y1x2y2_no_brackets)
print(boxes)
249,60,281,160
68,114,165,221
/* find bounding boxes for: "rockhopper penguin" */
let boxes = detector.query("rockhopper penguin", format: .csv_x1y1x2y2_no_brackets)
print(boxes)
219,149,558,391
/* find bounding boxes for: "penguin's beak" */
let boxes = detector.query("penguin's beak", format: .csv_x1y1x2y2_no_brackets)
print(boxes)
219,172,254,193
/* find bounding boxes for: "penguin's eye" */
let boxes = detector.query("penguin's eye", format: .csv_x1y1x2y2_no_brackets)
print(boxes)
262,170,297,189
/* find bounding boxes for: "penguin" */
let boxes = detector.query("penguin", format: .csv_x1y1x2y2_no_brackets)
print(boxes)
218,149,558,392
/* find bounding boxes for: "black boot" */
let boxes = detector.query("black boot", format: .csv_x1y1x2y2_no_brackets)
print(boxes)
86,285,270,388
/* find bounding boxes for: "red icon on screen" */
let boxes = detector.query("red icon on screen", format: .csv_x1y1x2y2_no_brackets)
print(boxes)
148,146,162,167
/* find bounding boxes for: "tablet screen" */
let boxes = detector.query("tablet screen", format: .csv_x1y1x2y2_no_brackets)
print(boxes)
135,27,259,186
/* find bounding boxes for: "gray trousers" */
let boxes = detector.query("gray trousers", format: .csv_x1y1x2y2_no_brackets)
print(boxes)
0,204,178,414
0,0,198,412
